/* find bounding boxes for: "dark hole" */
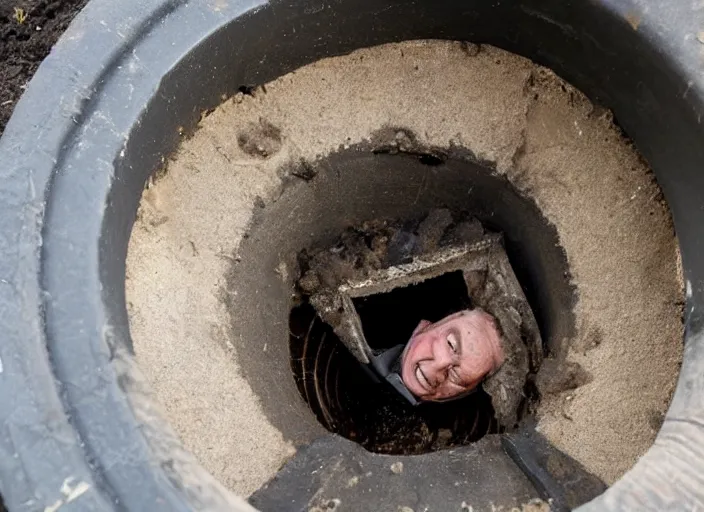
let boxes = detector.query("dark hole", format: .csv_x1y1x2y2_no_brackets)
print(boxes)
238,84,256,95
289,272,498,455
418,153,445,166
353,270,471,350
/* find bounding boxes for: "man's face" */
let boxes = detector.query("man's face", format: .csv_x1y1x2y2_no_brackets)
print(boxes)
400,309,504,401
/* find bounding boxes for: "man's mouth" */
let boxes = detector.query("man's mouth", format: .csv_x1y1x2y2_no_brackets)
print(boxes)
415,364,433,391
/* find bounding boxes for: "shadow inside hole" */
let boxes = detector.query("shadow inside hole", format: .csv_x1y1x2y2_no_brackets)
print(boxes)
289,276,500,454
353,270,471,350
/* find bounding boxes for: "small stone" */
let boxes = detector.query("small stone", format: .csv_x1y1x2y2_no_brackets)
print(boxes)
390,461,404,474
460,41,480,56
299,271,321,293
536,358,592,395
325,499,341,510
698,31,704,44
507,306,522,325
291,161,317,181
346,476,359,488
399,507,414,512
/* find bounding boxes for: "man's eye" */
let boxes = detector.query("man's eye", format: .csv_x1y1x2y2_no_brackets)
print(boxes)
447,333,458,353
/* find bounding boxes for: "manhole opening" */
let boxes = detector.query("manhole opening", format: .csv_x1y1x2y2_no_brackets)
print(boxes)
352,270,472,351
289,270,507,455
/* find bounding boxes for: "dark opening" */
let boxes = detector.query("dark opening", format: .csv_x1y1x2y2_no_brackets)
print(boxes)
289,272,499,455
353,270,471,350
417,153,445,166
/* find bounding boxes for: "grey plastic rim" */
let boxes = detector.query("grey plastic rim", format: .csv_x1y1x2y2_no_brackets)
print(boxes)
0,0,703,510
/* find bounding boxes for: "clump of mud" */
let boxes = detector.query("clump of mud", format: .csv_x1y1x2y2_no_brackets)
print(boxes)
298,209,470,294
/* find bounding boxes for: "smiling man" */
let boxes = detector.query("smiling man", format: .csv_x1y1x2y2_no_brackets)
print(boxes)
400,309,505,401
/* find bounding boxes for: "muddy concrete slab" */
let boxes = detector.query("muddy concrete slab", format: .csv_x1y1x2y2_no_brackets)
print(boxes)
250,432,602,512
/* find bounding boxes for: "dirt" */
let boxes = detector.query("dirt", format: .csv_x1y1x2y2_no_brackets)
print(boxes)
536,358,592,395
0,0,87,135
126,40,683,494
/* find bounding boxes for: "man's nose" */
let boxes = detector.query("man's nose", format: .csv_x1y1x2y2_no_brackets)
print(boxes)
430,346,454,378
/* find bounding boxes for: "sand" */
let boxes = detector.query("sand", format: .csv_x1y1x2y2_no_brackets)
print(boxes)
126,40,683,495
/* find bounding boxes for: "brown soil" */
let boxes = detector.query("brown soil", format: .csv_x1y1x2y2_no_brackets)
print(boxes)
127,41,683,494
0,0,86,135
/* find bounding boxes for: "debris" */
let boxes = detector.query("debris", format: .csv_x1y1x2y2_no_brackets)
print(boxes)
44,477,91,512
290,161,317,181
14,7,28,24
460,41,481,56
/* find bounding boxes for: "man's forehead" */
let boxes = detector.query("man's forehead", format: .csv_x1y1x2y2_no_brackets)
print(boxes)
428,310,473,330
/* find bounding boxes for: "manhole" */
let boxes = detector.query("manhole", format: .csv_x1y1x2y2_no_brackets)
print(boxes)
288,208,546,454
289,273,499,454
125,40,683,497
1,0,699,508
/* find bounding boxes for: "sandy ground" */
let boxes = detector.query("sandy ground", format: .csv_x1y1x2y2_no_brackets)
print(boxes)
126,40,683,496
